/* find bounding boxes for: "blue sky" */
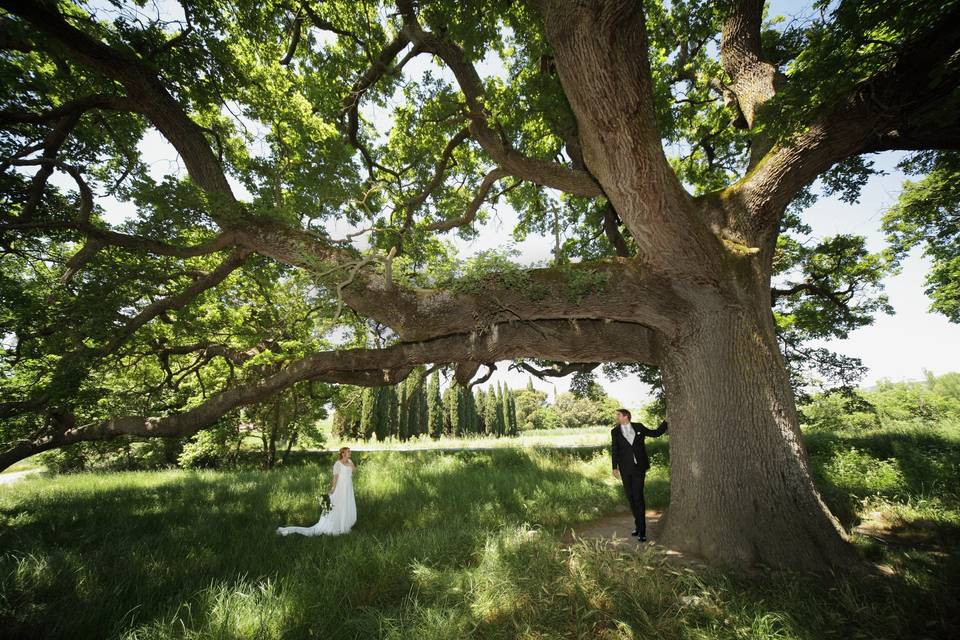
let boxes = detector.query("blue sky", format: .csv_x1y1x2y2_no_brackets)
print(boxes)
52,0,960,408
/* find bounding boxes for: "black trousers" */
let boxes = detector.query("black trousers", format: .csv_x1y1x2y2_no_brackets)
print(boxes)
619,470,647,534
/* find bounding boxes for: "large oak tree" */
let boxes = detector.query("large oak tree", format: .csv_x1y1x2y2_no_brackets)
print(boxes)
1,0,958,570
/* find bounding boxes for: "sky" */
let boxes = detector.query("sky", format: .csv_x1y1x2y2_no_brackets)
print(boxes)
45,0,960,409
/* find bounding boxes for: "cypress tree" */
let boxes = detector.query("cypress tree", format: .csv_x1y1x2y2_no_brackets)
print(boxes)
331,409,348,439
508,388,519,435
418,377,429,436
475,388,486,434
408,370,425,437
385,385,398,440
428,372,443,439
442,386,453,435
404,377,415,439
483,385,498,436
466,388,478,433
448,383,463,435
398,381,409,441
497,382,508,436
500,384,509,436
454,384,466,435
372,387,388,440
333,389,362,439
493,383,504,438
360,386,376,440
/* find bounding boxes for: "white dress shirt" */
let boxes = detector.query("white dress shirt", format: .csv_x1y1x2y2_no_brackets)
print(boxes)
620,422,637,463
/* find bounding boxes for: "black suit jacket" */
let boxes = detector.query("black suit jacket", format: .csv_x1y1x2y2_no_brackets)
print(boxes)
611,420,668,474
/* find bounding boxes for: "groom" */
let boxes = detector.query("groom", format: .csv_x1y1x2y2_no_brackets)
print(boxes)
611,408,668,541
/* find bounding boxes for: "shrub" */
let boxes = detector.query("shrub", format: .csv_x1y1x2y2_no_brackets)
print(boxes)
177,418,244,469
40,438,183,473
527,406,563,430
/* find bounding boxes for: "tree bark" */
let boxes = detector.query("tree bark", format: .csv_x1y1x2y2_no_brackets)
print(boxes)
657,303,857,570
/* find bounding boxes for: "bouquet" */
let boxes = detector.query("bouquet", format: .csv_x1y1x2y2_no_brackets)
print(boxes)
317,493,332,518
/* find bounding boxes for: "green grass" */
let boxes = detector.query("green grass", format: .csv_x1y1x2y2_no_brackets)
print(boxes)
1,423,958,639
310,426,612,452
0,459,43,475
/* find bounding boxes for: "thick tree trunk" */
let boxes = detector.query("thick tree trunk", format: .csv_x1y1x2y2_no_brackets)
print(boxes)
657,305,858,570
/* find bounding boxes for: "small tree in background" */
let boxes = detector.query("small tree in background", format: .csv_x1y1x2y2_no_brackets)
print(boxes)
427,372,444,439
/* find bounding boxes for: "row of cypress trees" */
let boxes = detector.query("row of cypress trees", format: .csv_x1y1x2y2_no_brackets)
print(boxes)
332,368,519,441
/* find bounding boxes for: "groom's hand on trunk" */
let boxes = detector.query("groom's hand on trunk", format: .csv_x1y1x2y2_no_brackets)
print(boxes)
612,468,620,479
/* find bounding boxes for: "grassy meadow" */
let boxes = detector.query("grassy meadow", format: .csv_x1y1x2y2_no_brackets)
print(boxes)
310,423,613,452
1,418,959,639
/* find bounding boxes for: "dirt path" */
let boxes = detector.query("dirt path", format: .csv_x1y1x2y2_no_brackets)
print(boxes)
560,506,710,568
565,507,918,577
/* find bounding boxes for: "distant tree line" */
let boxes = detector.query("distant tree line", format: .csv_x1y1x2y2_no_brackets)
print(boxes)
331,368,519,440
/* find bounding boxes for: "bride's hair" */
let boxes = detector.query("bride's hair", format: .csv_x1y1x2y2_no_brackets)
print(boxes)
338,446,350,461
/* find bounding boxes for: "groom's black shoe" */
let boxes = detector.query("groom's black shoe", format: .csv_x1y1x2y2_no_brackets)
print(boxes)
639,535,647,542
631,529,640,537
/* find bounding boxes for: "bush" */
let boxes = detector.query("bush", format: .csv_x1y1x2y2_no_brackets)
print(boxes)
869,374,960,422
513,388,548,430
40,437,183,473
177,418,244,469
553,392,620,429
527,406,563,430
40,443,93,474
801,391,879,431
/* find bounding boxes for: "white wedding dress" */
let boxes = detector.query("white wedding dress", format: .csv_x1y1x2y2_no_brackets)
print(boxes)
277,459,357,536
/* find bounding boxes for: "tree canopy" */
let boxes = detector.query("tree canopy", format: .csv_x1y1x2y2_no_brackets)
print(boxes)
2,0,958,569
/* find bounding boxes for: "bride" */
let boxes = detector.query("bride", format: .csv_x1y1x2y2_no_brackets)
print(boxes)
277,447,357,537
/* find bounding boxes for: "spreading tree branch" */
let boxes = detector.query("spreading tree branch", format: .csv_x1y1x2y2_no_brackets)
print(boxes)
396,0,602,198
401,126,471,230
0,318,658,470
0,248,251,421
421,167,509,232
511,361,599,380
535,0,716,271
728,3,960,241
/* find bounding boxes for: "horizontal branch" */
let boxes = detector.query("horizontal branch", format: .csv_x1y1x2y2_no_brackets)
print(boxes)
337,256,686,342
770,282,851,310
0,94,134,126
513,361,600,380
861,125,960,153
0,318,658,469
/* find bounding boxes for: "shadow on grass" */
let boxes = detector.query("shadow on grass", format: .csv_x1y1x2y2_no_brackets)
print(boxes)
3,433,958,639
0,448,621,640
805,428,960,529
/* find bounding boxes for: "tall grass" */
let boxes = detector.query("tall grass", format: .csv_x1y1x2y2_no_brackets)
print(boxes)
1,422,958,639
0,448,623,639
